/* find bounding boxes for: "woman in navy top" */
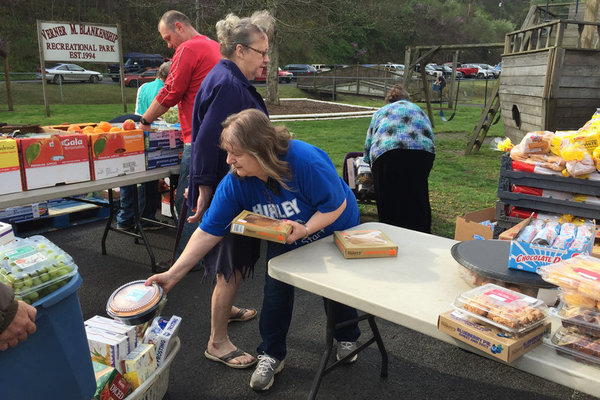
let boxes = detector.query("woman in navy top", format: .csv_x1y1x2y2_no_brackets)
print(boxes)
147,109,361,390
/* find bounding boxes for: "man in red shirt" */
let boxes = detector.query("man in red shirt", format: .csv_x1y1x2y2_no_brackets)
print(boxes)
138,10,220,261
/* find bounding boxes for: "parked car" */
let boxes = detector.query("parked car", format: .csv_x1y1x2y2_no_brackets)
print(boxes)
281,64,317,77
123,68,159,88
253,67,294,83
425,63,443,76
381,63,405,75
493,62,502,75
443,62,478,79
463,63,496,79
35,63,104,84
311,64,331,73
108,52,167,82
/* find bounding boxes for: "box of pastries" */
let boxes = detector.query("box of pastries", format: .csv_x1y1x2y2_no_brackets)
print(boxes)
538,255,600,301
544,326,600,366
333,229,397,259
230,210,292,244
452,283,548,334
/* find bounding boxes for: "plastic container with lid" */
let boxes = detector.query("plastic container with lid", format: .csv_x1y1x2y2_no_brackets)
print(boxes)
537,254,600,300
544,326,600,366
0,235,77,304
552,298,600,338
452,283,548,333
107,280,164,325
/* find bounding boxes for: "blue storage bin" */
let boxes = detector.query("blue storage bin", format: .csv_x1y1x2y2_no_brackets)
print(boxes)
0,273,95,400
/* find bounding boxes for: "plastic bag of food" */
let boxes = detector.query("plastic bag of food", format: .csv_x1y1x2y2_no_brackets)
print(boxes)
520,131,553,154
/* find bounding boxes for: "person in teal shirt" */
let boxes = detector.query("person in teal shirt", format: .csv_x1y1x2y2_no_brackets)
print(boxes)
117,61,172,231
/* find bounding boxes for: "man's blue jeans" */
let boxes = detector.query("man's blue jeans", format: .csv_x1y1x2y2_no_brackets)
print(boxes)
257,242,361,361
175,144,198,257
116,181,159,228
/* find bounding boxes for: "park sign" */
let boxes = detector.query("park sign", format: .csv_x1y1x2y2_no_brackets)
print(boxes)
38,21,119,63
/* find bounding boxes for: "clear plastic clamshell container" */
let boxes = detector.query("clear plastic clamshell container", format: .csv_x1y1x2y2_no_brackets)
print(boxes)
106,280,164,325
537,255,600,300
0,235,77,304
553,292,600,338
452,283,548,333
544,326,600,366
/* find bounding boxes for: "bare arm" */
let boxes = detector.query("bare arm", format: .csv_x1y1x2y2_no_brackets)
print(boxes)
285,199,347,243
187,185,213,223
145,228,222,292
138,99,170,129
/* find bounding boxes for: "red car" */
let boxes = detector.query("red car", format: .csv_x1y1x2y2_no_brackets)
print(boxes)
254,67,294,83
123,68,159,88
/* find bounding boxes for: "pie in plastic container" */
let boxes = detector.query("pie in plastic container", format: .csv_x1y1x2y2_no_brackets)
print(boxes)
106,280,164,325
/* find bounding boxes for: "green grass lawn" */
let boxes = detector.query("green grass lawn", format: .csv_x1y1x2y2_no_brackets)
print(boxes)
1,81,504,239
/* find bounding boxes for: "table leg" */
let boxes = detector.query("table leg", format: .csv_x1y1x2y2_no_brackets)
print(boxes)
101,189,116,255
131,185,157,272
368,315,388,378
308,300,336,400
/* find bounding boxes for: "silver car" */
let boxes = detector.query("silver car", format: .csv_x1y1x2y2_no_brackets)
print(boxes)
36,63,104,84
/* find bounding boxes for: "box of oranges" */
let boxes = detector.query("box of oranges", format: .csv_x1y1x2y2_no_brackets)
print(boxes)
0,137,23,195
84,121,146,180
17,133,91,190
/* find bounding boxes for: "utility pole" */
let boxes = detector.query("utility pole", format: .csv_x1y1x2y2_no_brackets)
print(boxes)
581,0,599,48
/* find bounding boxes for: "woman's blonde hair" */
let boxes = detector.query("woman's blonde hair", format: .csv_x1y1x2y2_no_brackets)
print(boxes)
221,109,292,189
215,11,275,58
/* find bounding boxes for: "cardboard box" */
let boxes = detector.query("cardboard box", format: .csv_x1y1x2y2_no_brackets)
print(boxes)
86,325,129,373
454,207,496,241
146,147,182,169
0,202,48,223
145,129,183,151
499,216,596,273
230,210,292,244
85,315,138,354
437,310,550,363
121,343,157,389
154,315,182,366
0,222,15,246
334,229,398,259
18,134,91,190
0,138,23,195
87,129,146,180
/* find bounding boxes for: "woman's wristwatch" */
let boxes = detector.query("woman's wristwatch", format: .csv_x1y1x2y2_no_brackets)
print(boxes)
140,117,151,125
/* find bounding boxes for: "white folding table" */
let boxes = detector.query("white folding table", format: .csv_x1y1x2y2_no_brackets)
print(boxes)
268,222,600,399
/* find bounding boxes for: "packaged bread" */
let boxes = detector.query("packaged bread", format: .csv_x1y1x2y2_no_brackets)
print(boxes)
520,131,553,154
452,283,547,333
538,255,600,300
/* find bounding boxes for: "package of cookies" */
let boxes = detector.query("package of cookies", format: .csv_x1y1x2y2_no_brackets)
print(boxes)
333,229,397,259
230,210,292,244
538,255,600,300
452,283,548,333
544,326,600,366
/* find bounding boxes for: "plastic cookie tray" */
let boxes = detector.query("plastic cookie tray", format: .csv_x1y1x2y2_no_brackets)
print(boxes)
551,298,600,338
544,326,600,366
452,283,548,334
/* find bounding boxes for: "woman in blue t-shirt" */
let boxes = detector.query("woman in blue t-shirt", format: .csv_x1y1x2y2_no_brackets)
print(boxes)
146,108,361,391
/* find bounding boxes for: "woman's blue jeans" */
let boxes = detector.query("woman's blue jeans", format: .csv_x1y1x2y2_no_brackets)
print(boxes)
257,242,361,361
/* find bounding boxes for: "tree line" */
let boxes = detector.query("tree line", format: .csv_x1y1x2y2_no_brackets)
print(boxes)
1,0,537,73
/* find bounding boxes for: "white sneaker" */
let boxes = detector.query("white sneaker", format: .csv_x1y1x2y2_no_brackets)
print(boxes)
249,354,284,391
336,341,358,364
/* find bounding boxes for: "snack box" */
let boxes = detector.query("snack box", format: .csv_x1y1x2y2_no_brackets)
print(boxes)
85,315,138,353
438,309,550,363
544,326,600,366
145,128,183,151
333,229,398,259
17,133,91,190
0,222,15,246
86,325,129,373
146,147,182,169
0,202,48,224
451,283,548,334
0,235,77,304
87,129,146,180
499,216,596,273
121,343,157,389
538,255,600,301
92,362,133,400
154,315,182,366
230,210,292,244
0,138,22,195
454,207,496,241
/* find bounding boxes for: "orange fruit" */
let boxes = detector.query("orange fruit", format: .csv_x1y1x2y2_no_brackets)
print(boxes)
109,127,122,132
93,127,105,133
82,126,94,134
98,121,112,132
68,124,82,133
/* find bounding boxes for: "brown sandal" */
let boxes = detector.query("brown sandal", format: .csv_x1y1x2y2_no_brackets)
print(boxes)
204,348,257,369
228,307,257,323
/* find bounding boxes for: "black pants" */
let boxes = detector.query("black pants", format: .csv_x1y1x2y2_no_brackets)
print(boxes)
371,149,435,233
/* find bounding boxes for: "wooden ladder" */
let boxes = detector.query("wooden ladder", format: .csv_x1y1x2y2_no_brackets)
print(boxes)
465,80,501,155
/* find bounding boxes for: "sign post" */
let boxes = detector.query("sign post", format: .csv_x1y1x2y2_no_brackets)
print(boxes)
36,20,122,116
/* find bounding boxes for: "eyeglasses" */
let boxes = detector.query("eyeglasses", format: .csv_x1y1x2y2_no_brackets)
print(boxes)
244,45,268,58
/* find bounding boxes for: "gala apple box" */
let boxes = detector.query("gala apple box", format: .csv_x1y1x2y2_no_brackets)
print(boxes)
88,129,146,180
18,134,91,190
0,138,23,195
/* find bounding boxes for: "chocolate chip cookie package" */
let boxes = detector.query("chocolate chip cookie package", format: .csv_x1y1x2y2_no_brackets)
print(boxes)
452,283,548,334
106,280,164,325
333,229,398,259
